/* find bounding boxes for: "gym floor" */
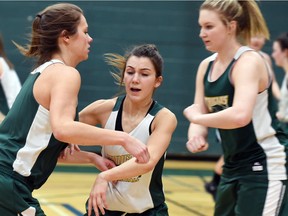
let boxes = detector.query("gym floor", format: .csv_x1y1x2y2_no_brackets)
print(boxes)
33,160,216,216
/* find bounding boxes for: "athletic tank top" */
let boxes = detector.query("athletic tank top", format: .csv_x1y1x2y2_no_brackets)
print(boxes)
102,95,165,213
204,46,288,180
0,57,21,115
0,60,73,190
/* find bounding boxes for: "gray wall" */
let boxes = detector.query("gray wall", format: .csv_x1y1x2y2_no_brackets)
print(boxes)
0,1,287,159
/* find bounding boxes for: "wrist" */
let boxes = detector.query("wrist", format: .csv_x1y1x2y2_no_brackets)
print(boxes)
98,171,108,182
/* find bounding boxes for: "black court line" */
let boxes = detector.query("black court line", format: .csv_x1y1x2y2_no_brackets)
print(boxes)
165,197,208,216
62,204,83,216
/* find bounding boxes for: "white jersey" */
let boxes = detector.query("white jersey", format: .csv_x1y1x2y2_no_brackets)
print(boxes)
0,57,21,109
102,95,166,213
278,75,288,122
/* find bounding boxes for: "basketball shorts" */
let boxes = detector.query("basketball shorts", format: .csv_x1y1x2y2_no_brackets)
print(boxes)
0,173,45,216
215,175,288,216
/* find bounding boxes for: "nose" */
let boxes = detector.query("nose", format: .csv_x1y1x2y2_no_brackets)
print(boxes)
132,73,140,83
199,28,205,38
88,34,93,43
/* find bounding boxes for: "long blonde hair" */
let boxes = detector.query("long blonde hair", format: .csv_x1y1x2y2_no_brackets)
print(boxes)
200,0,269,45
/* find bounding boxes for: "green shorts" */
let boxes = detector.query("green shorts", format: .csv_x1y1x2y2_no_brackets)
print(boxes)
0,172,45,216
84,202,168,216
215,175,288,216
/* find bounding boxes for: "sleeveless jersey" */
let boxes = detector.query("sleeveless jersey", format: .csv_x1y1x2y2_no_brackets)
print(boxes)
204,46,288,180
0,60,70,190
0,57,21,115
102,95,165,213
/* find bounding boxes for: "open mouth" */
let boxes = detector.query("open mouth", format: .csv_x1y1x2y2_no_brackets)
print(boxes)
130,88,141,92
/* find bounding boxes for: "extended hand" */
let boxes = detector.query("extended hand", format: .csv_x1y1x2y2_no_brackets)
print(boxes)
88,174,108,216
186,135,209,153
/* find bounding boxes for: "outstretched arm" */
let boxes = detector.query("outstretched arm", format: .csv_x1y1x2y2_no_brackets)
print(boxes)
58,149,116,172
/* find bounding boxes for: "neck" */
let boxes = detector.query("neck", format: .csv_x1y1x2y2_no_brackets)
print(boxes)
52,54,77,67
123,97,153,115
284,60,288,74
217,44,242,64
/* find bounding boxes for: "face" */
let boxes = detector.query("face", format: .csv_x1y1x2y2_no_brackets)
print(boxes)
249,36,265,51
69,15,93,63
198,9,229,52
123,56,162,102
272,41,287,68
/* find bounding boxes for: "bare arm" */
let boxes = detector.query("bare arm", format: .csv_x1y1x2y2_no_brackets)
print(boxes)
99,109,177,181
34,64,149,163
185,51,267,129
184,58,209,153
58,150,115,172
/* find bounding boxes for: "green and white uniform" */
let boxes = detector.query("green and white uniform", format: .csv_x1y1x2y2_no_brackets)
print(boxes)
0,60,69,216
86,95,168,216
204,47,288,216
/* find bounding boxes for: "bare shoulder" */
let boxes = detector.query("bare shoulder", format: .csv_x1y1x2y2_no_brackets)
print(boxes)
82,97,117,114
154,107,177,130
197,53,216,76
80,97,117,125
259,51,272,65
236,51,264,69
41,63,81,84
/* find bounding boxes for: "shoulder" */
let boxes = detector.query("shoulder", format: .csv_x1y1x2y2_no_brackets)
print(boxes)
81,98,117,116
89,98,117,111
236,50,265,67
198,53,216,75
80,98,117,126
259,51,272,65
153,107,177,131
43,63,81,84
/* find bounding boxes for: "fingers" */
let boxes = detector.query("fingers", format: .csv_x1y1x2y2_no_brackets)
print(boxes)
96,194,107,215
135,147,150,164
88,197,93,216
89,195,107,216
74,144,81,152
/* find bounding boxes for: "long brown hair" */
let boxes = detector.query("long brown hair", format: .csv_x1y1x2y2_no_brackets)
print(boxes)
14,3,83,68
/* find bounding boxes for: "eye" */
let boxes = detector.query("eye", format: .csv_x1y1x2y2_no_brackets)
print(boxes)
205,25,213,30
126,71,134,75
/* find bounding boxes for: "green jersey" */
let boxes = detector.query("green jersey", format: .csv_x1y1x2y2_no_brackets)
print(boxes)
204,47,288,180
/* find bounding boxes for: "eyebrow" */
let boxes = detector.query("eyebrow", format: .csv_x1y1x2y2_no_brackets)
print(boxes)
126,66,152,71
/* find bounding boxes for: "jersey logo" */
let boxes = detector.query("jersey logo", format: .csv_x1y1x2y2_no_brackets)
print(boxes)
252,162,263,171
205,95,229,112
106,153,141,183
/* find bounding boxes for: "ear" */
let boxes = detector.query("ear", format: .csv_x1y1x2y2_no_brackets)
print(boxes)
154,76,163,88
227,21,237,34
60,30,70,42
285,49,288,57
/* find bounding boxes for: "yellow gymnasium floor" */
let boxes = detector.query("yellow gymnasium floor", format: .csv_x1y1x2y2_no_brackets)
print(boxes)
33,160,216,216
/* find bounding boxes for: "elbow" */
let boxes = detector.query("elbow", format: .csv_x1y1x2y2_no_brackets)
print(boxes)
143,159,158,173
52,126,71,143
232,112,251,128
